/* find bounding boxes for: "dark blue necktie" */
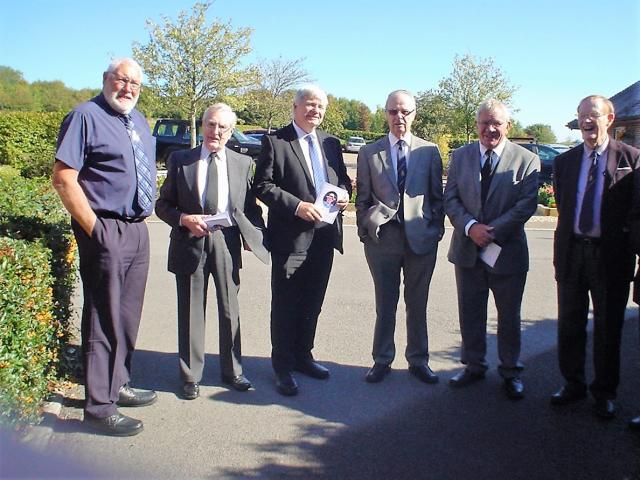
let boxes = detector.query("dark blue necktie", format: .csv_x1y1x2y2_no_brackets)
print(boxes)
481,150,493,206
122,115,154,213
397,139,407,194
578,150,599,234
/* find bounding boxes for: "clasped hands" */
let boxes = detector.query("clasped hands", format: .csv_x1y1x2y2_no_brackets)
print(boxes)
469,223,495,248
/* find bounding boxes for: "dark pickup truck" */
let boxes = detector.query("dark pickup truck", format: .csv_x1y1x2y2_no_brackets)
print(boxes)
152,118,262,166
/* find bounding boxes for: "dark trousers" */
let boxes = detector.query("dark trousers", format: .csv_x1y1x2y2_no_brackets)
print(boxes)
270,227,334,374
454,263,527,378
557,241,630,399
73,217,150,418
175,228,242,382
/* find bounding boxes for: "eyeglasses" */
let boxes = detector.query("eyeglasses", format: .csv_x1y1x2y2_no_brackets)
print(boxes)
205,123,232,134
577,112,607,121
109,74,141,92
386,108,415,117
478,121,507,128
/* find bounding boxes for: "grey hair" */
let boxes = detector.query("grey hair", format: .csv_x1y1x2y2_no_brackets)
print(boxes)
386,90,416,109
202,103,237,128
294,85,328,106
476,99,511,122
105,58,143,79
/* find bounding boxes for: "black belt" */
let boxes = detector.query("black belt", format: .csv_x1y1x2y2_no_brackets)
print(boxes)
100,212,145,223
572,234,600,245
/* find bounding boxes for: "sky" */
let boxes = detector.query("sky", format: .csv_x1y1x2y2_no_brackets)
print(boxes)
2,0,639,142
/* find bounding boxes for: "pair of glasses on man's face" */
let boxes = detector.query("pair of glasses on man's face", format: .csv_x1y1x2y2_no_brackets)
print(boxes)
386,109,415,117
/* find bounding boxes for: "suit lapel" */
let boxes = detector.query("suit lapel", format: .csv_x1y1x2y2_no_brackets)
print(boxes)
184,147,202,212
284,123,314,187
225,148,241,209
377,137,396,190
405,137,422,189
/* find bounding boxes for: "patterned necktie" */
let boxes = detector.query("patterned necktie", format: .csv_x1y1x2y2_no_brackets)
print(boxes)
578,150,599,234
397,139,407,194
122,115,154,213
481,150,493,206
204,153,218,214
306,135,326,192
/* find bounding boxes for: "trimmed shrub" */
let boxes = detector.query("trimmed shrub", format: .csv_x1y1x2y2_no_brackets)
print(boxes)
0,111,66,178
0,238,59,427
0,175,77,427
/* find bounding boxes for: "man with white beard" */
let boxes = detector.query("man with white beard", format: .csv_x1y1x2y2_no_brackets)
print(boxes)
52,58,157,436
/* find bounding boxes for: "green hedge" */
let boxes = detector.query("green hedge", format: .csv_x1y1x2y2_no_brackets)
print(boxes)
0,175,77,428
0,111,66,178
0,238,59,427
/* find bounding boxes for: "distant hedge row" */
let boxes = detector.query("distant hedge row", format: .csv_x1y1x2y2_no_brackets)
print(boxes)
0,111,66,178
0,172,77,428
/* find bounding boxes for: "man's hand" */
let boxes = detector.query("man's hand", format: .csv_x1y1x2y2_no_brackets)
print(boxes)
336,198,349,211
180,214,210,237
296,202,323,222
468,223,495,248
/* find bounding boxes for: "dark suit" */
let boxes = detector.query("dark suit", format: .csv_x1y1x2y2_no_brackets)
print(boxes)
553,138,639,399
155,146,268,383
253,123,351,374
356,135,444,366
444,140,539,377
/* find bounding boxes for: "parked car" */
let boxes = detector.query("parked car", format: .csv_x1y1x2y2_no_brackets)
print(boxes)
545,143,572,153
513,141,560,185
153,119,262,166
344,136,366,153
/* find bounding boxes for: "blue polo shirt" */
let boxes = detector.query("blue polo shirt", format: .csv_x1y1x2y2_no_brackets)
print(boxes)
55,94,156,218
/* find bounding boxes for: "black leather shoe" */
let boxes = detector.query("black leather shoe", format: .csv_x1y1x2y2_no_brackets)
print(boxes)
504,377,525,400
365,363,391,383
294,359,330,379
629,415,640,431
183,382,199,400
594,398,616,419
222,374,252,391
449,368,485,388
550,386,587,405
117,384,157,407
408,364,439,384
84,412,143,436
276,372,298,396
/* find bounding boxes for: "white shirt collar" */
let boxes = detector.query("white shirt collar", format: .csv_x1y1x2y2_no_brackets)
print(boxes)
479,138,507,160
200,145,226,162
388,132,412,147
293,121,317,141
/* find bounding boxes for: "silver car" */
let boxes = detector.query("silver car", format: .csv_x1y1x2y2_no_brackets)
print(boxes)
344,136,366,153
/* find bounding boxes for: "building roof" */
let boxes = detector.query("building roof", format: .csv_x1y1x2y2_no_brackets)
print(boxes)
565,80,640,130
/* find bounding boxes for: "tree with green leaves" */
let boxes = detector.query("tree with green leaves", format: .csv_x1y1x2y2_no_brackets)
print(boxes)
438,54,517,143
132,2,254,148
0,66,35,111
247,56,311,132
525,123,557,144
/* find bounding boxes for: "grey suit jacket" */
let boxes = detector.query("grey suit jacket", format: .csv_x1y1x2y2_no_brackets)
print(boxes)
444,140,540,274
155,146,269,275
355,135,444,255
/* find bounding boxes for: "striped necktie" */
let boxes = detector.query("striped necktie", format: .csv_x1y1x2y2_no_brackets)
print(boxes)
121,115,154,213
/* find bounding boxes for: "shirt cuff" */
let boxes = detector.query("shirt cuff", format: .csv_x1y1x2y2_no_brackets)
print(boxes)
464,219,477,236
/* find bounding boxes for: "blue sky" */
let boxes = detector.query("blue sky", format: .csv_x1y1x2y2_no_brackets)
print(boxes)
2,0,639,141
